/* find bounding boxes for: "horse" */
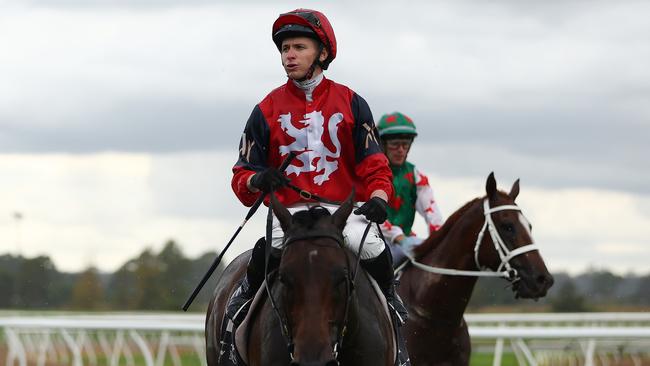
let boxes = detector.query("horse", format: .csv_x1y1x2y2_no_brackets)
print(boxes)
206,194,396,366
397,173,554,365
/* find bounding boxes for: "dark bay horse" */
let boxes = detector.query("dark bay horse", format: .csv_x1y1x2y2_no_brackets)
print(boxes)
398,173,554,365
206,194,395,366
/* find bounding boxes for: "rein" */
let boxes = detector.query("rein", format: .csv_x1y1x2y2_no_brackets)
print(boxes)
286,182,343,206
396,198,539,281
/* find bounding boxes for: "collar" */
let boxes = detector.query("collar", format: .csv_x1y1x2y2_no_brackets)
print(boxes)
292,72,323,91
286,73,328,102
390,161,410,174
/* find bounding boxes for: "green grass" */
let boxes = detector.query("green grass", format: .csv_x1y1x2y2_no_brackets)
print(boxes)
87,353,203,366
470,352,519,366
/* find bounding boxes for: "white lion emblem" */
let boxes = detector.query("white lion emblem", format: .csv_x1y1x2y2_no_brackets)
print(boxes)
277,111,343,185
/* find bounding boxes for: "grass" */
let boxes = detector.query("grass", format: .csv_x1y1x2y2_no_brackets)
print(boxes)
470,352,519,366
86,352,203,366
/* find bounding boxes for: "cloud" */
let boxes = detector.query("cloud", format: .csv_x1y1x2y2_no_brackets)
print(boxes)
4,0,217,9
2,152,648,275
408,142,650,195
1,2,649,272
413,174,650,275
3,3,649,145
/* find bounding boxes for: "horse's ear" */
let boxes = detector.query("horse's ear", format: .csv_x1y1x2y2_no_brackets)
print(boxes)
270,193,292,231
486,172,497,199
332,190,355,230
509,178,520,201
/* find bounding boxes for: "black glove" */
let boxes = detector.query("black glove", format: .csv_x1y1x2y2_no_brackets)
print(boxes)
354,197,389,223
250,168,289,192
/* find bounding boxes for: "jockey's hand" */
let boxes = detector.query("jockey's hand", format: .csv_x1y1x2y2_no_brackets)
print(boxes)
354,197,389,223
399,236,423,254
250,168,289,193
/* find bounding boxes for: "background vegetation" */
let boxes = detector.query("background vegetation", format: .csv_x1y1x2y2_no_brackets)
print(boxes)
1,241,648,312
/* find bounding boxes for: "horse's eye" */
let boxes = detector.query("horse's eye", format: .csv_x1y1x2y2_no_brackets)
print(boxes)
335,276,348,287
278,274,292,287
500,223,515,233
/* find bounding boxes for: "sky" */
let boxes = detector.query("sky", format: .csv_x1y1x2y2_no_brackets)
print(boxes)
1,0,649,275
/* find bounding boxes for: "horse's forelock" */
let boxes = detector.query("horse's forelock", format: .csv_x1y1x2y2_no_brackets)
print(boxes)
291,206,332,230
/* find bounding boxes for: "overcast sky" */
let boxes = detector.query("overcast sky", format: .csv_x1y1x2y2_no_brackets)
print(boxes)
1,0,649,275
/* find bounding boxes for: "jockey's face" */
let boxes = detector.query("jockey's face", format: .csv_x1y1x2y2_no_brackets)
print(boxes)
281,36,327,80
384,138,412,166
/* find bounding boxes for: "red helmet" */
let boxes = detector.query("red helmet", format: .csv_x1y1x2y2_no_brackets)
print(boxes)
272,9,337,70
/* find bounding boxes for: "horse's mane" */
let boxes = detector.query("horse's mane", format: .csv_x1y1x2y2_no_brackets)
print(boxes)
411,197,482,259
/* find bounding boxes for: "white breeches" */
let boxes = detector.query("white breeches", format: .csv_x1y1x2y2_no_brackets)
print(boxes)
270,203,386,260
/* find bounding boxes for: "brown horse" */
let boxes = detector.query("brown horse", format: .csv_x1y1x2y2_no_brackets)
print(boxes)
398,173,554,365
206,194,396,366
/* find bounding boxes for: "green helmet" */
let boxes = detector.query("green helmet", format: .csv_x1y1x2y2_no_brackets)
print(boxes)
377,112,418,138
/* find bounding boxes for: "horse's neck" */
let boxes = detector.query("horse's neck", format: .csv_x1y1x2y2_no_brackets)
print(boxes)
342,269,395,363
406,203,485,325
348,255,390,334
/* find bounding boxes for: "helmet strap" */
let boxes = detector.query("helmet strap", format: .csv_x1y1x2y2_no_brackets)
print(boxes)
293,43,324,82
296,63,317,82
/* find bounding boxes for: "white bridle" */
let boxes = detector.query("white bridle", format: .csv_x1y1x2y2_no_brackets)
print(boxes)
397,198,540,280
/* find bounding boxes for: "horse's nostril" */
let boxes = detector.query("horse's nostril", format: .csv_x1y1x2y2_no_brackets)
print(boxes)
546,274,555,287
325,361,339,366
537,274,554,288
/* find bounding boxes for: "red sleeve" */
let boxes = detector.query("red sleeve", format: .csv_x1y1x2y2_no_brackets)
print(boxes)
355,153,394,200
231,168,260,207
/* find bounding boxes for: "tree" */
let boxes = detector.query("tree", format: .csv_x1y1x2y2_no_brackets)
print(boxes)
107,259,139,309
15,256,61,308
550,279,589,312
584,269,623,304
630,274,650,306
70,266,105,310
0,269,15,308
157,240,192,310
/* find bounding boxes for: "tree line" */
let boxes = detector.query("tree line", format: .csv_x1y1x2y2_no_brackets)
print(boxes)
1,241,649,312
0,240,223,311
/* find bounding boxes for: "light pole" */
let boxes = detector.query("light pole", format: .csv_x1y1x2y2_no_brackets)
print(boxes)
13,211,22,256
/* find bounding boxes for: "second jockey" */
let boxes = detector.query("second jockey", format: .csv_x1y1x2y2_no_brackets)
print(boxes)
377,112,444,260
227,9,408,325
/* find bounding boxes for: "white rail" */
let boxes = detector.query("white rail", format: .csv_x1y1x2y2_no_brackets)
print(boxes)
465,312,650,324
1,314,207,366
465,313,650,366
2,313,650,366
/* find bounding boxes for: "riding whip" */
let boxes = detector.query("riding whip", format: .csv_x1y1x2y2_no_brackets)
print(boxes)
182,152,296,311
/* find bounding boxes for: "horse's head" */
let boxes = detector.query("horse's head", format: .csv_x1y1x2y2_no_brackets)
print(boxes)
476,173,554,299
270,193,354,366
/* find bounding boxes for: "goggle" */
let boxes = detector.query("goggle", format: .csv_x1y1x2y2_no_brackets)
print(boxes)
386,139,413,150
284,11,321,29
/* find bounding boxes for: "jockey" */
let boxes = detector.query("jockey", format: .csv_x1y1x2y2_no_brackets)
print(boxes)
377,112,444,260
227,9,408,325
